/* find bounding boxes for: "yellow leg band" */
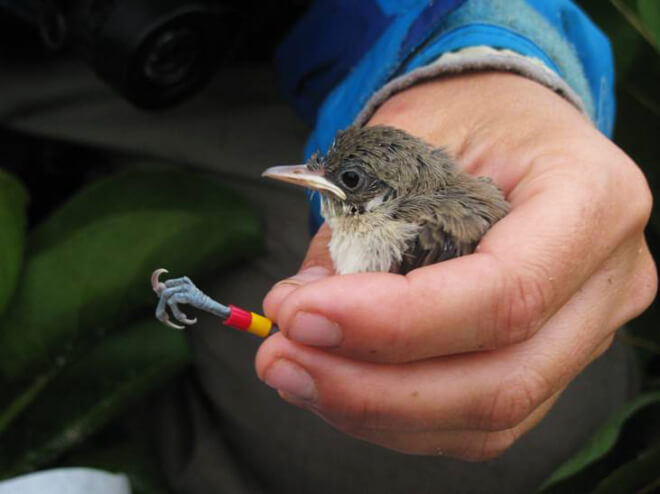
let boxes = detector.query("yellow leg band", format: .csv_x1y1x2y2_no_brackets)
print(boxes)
248,312,273,338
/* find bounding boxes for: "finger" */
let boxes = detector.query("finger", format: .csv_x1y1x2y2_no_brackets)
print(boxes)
263,224,334,321
256,330,590,435
256,246,639,434
340,334,618,458
319,391,561,459
272,154,650,360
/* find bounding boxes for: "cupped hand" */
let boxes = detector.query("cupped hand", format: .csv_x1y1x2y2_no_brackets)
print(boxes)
255,72,657,460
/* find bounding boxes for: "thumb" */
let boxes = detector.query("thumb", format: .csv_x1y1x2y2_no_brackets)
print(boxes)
263,223,335,321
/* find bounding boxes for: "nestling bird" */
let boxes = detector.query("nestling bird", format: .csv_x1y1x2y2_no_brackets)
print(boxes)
151,125,510,330
263,125,510,274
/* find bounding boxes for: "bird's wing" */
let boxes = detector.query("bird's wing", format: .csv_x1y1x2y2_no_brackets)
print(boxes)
393,188,506,274
394,219,479,274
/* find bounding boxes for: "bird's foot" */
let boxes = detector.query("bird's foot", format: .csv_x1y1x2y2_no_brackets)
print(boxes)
151,269,207,329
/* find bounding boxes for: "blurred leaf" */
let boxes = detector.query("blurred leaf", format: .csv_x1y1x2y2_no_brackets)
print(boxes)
0,319,189,477
0,368,59,436
0,170,28,316
579,0,645,78
638,0,660,46
610,0,659,53
590,445,660,494
0,168,262,379
538,391,660,493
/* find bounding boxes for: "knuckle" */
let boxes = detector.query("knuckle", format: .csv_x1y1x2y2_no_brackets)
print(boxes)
627,251,658,320
639,267,658,313
334,420,367,440
629,184,653,233
382,319,413,358
594,335,615,359
459,431,517,462
327,395,379,432
490,269,549,348
617,158,653,231
478,370,549,431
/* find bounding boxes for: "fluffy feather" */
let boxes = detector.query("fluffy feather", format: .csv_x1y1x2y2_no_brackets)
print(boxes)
317,126,510,274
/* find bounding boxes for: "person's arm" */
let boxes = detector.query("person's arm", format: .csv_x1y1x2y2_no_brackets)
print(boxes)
261,0,656,457
256,70,656,458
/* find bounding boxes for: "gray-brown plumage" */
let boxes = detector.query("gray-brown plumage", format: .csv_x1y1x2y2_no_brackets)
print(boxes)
263,125,510,274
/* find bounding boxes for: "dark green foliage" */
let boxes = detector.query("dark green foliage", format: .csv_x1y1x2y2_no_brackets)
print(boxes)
0,320,189,479
539,393,660,493
0,168,262,380
591,446,660,494
0,170,28,316
637,0,660,47
0,167,263,486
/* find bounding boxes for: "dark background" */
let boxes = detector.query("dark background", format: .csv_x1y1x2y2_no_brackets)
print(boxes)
0,1,658,492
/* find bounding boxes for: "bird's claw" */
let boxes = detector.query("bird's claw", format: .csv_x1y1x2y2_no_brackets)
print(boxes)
162,313,186,330
151,268,202,330
151,268,168,295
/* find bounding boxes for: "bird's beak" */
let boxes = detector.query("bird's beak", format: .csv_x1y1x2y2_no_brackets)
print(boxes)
262,164,347,200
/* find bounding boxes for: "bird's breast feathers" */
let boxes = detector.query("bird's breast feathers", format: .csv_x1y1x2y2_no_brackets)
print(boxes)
327,212,420,274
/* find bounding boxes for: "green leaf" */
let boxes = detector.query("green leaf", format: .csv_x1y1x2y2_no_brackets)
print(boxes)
591,445,660,494
0,368,60,435
638,0,660,46
579,1,645,78
0,170,28,316
538,391,660,492
608,0,659,54
0,319,189,477
0,168,262,379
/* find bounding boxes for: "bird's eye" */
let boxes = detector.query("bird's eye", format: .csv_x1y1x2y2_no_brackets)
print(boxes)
340,170,362,190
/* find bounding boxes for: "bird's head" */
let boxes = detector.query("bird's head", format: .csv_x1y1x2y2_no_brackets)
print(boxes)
262,125,455,217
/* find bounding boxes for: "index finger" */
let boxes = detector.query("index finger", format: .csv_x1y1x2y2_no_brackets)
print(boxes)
266,153,648,362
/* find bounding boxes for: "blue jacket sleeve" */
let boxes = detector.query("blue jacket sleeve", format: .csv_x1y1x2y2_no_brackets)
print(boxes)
276,0,616,230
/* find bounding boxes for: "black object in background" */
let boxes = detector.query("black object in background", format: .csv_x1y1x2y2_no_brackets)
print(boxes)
66,0,233,109
0,0,309,109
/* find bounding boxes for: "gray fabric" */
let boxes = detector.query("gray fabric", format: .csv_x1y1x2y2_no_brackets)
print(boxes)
0,59,640,494
355,48,589,128
418,0,596,119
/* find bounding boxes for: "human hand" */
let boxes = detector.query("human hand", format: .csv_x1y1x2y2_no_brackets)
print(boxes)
255,72,657,460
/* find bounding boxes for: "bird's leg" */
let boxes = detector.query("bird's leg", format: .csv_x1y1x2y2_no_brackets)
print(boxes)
151,269,230,329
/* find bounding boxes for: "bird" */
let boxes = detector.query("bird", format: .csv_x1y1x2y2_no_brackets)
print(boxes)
262,125,510,275
151,125,510,331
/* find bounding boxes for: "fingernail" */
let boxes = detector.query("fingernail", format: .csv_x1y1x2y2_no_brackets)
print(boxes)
263,359,317,402
287,312,342,347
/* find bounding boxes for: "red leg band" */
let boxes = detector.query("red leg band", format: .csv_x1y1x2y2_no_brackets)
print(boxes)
225,305,252,331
